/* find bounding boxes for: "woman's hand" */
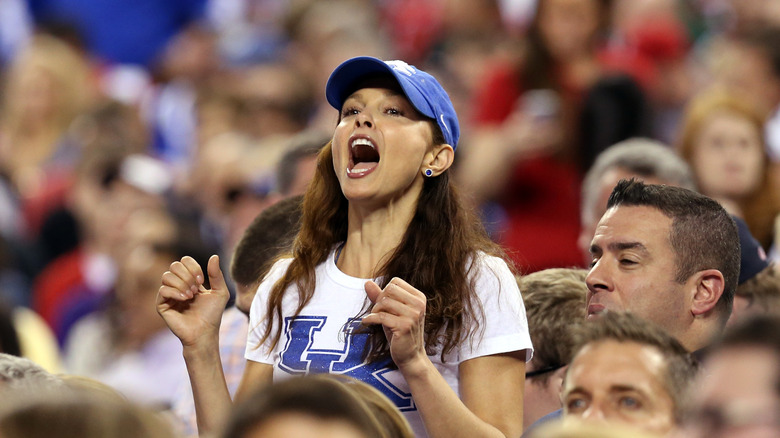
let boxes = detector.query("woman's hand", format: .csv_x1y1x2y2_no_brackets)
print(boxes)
362,277,428,372
156,255,230,349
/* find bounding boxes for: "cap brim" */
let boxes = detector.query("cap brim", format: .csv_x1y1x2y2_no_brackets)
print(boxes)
325,56,434,119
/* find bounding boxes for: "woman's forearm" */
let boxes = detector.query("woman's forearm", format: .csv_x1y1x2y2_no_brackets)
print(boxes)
182,341,233,435
400,355,523,438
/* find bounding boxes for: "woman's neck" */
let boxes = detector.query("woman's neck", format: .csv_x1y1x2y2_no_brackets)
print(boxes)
337,198,417,279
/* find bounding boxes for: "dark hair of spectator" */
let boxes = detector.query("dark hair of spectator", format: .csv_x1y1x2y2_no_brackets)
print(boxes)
606,179,740,321
229,194,303,287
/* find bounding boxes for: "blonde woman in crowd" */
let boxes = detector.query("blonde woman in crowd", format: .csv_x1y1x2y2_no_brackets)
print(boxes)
0,34,94,201
677,89,780,250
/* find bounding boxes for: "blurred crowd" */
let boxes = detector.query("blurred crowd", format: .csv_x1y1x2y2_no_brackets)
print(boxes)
1,0,780,437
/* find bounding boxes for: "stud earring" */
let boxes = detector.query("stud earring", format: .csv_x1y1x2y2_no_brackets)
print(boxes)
424,169,433,177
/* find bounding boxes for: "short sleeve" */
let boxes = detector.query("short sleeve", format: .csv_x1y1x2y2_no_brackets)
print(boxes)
245,258,293,364
458,254,534,362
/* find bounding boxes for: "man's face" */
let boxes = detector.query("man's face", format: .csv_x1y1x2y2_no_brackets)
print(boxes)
562,340,676,435
578,168,665,265
586,206,691,340
683,346,780,438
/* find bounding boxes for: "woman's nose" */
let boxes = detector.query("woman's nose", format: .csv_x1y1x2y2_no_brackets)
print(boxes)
354,112,373,128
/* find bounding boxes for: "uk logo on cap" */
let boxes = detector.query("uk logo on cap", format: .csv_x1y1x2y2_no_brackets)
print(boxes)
386,61,416,77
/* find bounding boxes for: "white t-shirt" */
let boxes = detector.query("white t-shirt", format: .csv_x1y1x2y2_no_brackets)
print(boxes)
246,249,533,437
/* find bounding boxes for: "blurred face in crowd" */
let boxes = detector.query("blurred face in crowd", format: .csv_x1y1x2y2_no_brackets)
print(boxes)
285,154,318,197
13,66,58,122
722,42,780,116
727,0,780,34
243,413,368,438
538,0,602,60
690,110,764,200
683,346,780,438
562,340,676,435
239,64,309,139
586,206,690,341
118,207,176,266
116,246,175,347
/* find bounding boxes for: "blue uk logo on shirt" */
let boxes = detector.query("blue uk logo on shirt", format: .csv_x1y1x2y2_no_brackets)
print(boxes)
278,316,417,412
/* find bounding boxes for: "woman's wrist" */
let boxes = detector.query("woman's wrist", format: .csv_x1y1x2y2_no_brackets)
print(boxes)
397,352,434,382
182,335,221,363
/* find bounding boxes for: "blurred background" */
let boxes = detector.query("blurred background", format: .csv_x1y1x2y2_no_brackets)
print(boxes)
0,0,778,426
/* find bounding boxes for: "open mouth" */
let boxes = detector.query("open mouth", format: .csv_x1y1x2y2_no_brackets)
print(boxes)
347,136,380,176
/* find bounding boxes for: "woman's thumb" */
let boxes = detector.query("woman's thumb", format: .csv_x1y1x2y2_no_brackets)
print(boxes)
364,280,382,304
207,255,227,293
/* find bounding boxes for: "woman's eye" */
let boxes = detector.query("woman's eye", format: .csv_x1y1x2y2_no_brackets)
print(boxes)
619,396,641,410
385,107,402,116
341,107,360,117
619,259,636,265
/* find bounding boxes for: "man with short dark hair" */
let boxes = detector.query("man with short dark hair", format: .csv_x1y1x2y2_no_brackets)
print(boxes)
230,195,303,315
561,312,697,436
587,179,740,352
578,138,696,264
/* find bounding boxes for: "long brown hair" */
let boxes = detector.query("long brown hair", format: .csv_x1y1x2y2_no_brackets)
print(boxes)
260,128,509,362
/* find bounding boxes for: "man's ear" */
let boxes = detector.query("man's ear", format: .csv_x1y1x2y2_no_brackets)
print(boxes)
690,269,726,316
550,365,569,393
422,143,454,177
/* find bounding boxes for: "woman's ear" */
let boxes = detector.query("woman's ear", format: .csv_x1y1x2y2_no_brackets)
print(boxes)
690,269,726,317
422,144,454,177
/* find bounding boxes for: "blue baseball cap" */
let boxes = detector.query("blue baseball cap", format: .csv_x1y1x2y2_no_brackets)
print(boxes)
325,56,460,149
733,215,769,284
